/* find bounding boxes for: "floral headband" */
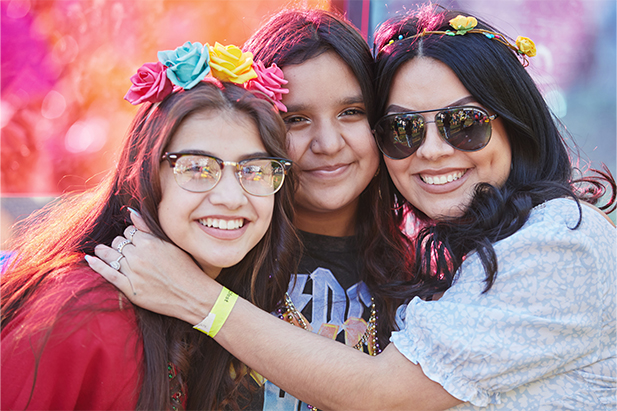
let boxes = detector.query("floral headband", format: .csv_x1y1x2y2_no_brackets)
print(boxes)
383,15,536,66
124,41,288,112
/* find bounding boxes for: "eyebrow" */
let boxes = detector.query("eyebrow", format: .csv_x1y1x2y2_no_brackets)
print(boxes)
172,149,271,160
341,95,365,106
284,94,365,113
385,96,478,114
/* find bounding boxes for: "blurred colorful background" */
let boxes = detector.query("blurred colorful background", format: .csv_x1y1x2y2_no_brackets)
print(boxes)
2,0,616,247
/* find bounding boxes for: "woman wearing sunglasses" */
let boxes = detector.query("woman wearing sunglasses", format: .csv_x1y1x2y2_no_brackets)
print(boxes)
89,6,615,410
1,42,300,410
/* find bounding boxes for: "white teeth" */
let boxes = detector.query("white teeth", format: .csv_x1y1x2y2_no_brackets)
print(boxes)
421,170,465,185
199,218,244,230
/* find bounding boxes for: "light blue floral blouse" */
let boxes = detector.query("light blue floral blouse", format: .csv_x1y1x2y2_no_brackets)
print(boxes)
391,198,616,409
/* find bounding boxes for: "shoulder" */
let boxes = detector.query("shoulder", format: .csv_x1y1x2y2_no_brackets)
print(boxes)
502,198,615,248
456,198,615,292
3,261,139,342
51,264,140,341
63,263,135,310
531,197,614,228
1,263,143,410
581,201,616,227
29,262,135,312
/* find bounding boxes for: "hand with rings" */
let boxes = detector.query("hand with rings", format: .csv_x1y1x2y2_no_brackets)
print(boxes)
88,213,202,316
88,225,140,295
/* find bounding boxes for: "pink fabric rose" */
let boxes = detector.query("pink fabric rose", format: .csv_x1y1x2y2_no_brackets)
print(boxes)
124,62,173,105
245,62,289,112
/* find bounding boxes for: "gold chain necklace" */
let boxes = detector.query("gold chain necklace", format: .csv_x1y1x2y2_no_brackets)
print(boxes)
278,292,382,411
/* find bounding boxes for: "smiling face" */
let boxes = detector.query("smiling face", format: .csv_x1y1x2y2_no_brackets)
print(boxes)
280,51,380,236
158,110,274,278
384,57,512,220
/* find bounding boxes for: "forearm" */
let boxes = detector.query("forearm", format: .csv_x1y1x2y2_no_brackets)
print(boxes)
212,294,460,411
90,250,459,409
163,268,220,326
88,220,459,409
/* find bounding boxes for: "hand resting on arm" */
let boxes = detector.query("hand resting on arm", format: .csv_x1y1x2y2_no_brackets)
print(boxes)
88,212,461,411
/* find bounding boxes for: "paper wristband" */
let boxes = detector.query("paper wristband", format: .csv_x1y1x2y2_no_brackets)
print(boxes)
193,287,239,338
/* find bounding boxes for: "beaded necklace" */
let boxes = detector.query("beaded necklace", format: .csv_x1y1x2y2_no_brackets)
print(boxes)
168,362,185,411
277,292,382,410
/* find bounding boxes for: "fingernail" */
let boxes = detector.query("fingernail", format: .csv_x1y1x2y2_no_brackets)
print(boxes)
84,254,91,262
127,207,141,217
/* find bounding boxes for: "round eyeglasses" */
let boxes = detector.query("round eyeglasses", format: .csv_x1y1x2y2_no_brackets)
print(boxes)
373,106,498,160
161,152,292,196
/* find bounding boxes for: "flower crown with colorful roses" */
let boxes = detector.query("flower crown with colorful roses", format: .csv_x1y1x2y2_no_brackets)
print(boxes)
381,15,536,67
125,41,289,112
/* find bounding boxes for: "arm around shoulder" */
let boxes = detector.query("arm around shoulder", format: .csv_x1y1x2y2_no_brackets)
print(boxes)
212,293,462,410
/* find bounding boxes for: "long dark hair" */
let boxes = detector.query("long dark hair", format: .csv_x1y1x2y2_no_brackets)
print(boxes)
243,8,408,346
373,6,615,299
1,82,300,410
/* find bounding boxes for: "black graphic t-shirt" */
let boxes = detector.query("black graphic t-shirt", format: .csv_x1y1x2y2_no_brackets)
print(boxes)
243,231,374,410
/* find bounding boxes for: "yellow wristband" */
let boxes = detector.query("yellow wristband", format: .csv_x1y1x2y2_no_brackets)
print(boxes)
193,287,238,338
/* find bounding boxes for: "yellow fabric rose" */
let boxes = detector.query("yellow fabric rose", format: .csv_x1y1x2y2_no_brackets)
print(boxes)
208,42,257,84
449,15,478,33
515,36,537,57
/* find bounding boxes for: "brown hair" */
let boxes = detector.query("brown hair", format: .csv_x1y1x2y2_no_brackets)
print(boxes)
2,82,300,409
243,8,409,346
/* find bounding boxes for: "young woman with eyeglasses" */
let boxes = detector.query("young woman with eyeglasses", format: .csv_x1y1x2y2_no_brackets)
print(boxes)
89,6,615,410
1,43,300,409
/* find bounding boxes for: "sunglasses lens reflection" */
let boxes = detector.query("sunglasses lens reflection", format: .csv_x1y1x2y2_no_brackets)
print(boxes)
375,107,493,160
375,114,424,159
439,108,492,151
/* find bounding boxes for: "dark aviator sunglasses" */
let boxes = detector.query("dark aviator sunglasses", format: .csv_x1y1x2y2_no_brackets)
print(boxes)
373,106,498,160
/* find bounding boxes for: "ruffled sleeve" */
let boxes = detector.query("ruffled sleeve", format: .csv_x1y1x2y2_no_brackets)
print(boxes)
390,199,616,406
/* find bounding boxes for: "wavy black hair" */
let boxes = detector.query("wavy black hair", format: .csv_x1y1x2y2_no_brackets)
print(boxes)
372,6,615,299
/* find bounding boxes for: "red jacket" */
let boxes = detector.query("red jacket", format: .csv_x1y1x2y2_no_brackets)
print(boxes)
2,266,143,410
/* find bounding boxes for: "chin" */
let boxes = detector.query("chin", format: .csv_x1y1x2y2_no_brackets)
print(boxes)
196,255,244,273
422,203,467,220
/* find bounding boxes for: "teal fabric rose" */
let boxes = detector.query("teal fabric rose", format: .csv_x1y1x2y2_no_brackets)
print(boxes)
158,42,210,89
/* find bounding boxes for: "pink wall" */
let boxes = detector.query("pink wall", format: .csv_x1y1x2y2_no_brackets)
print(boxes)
1,0,329,195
